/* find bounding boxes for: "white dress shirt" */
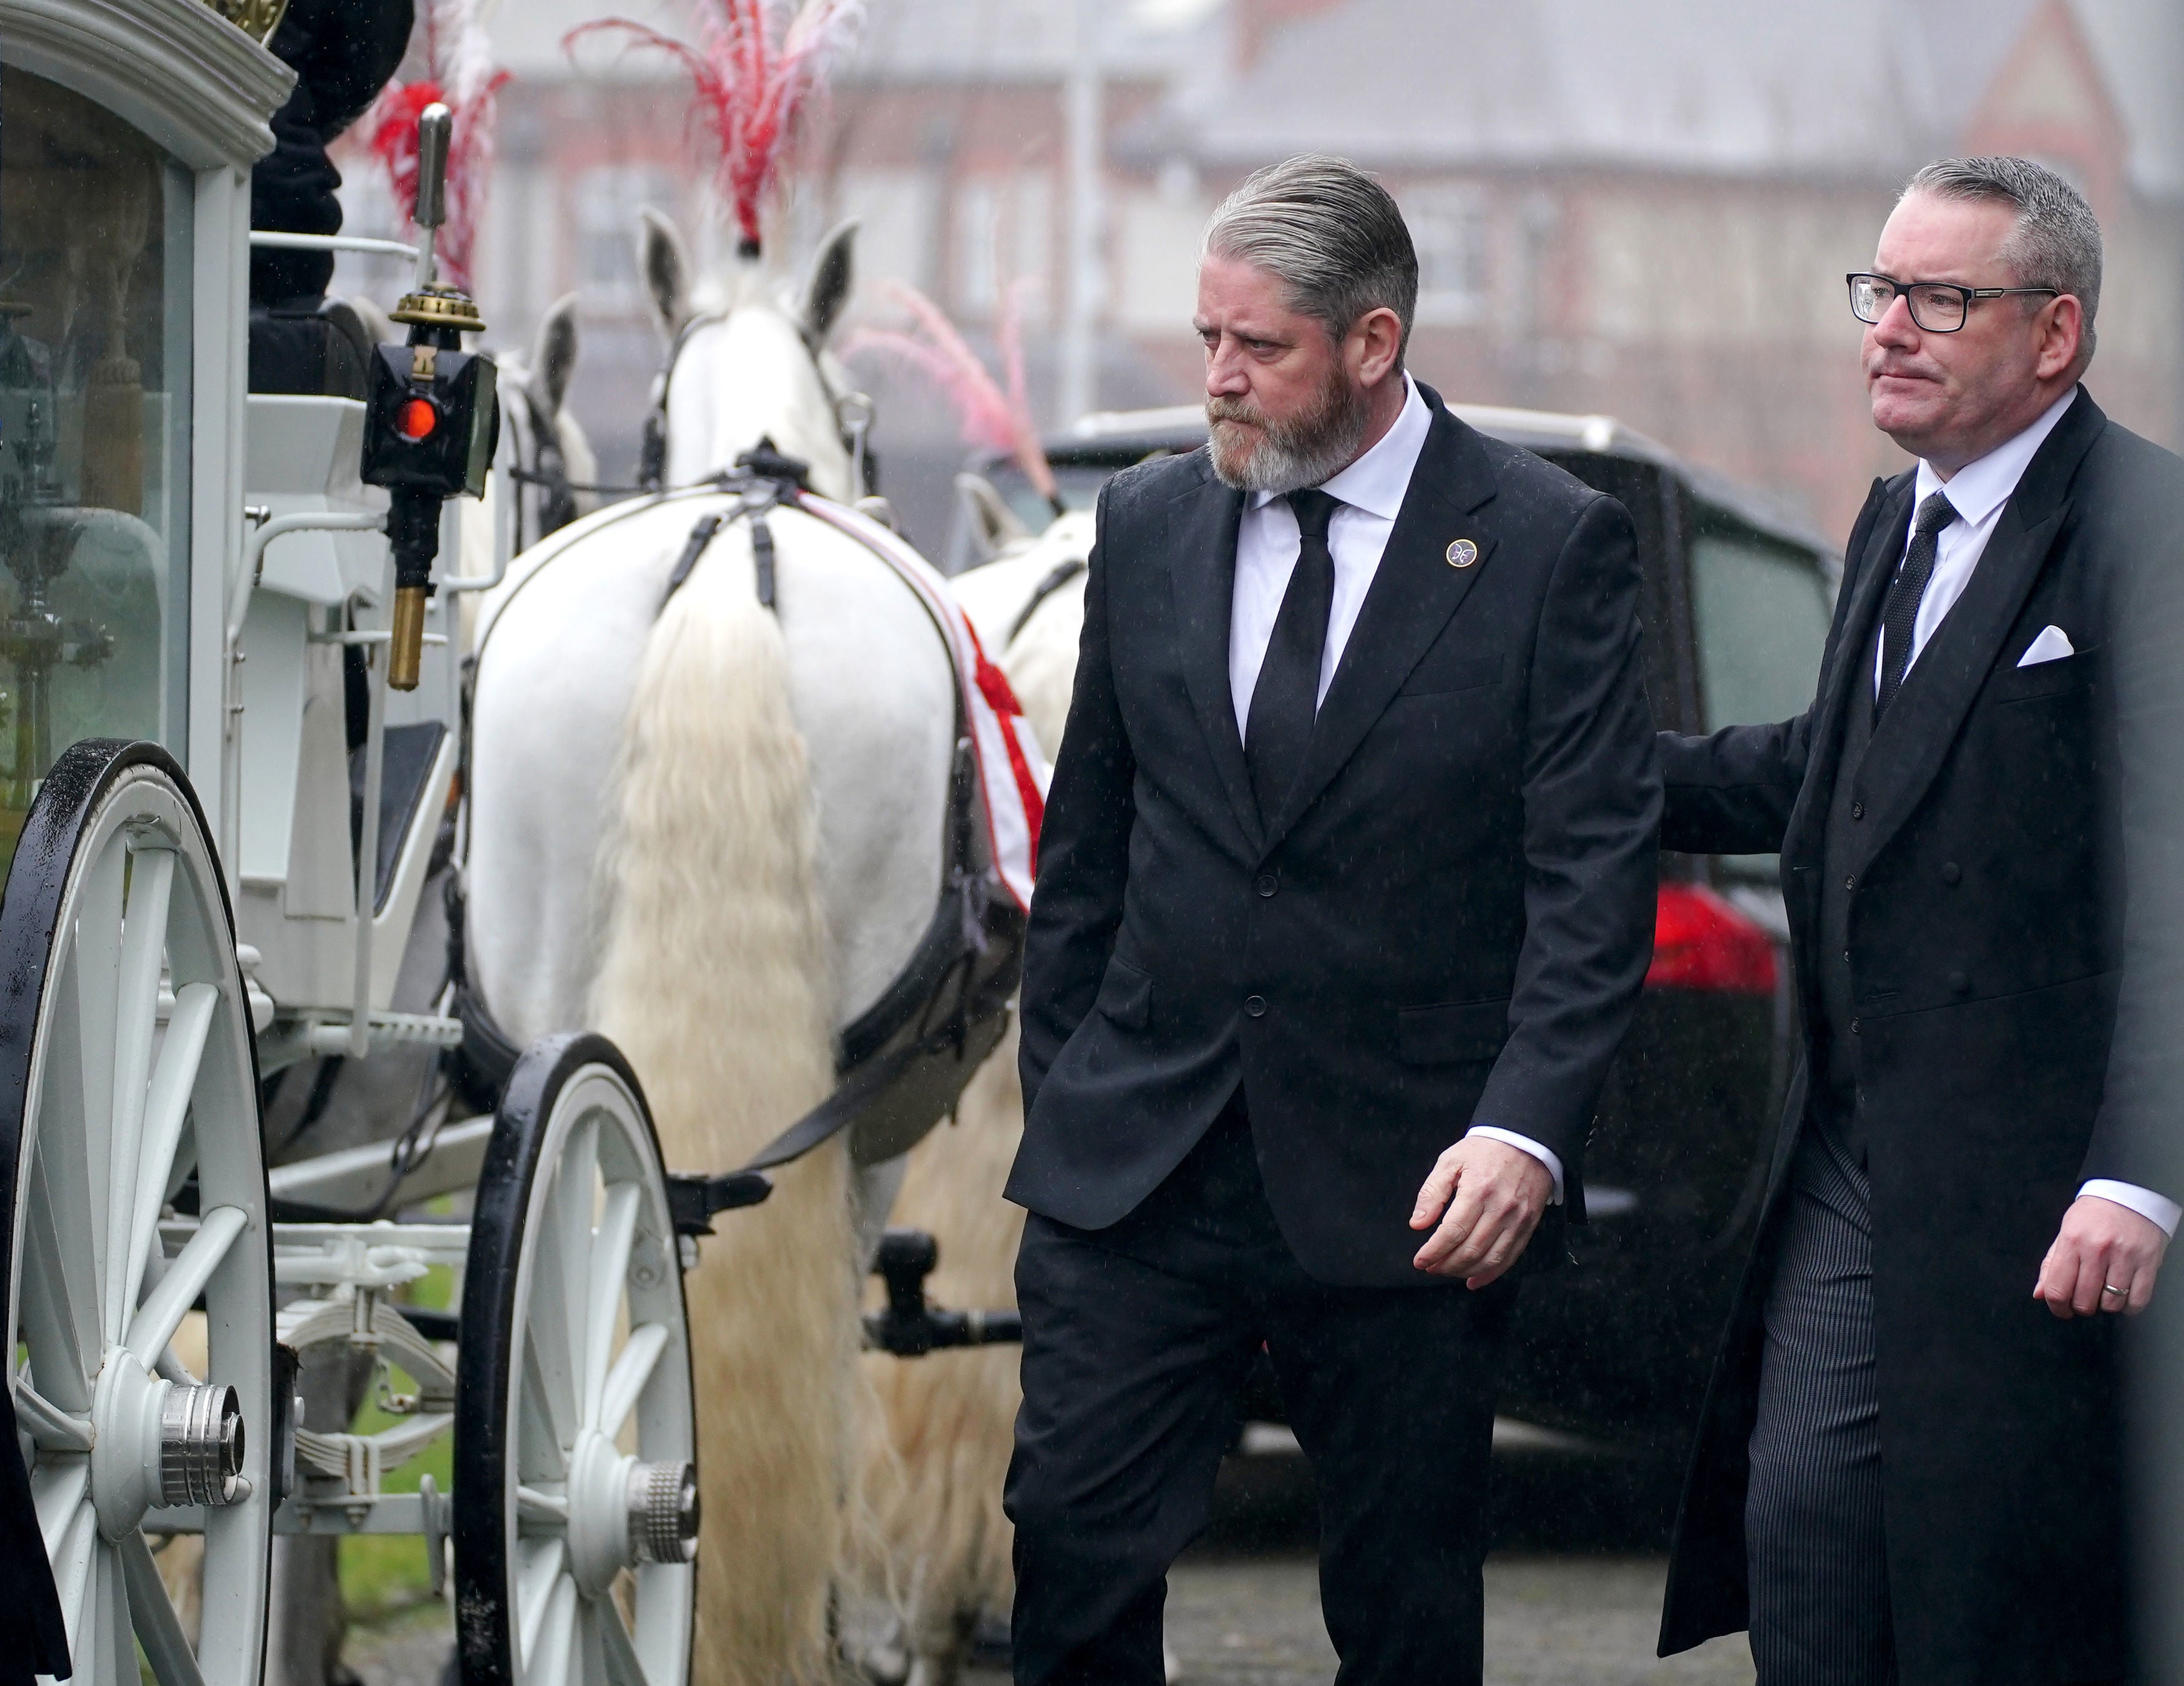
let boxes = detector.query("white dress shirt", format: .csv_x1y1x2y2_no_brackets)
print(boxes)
1227,374,1566,1203
1874,386,2075,694
1881,387,2178,1238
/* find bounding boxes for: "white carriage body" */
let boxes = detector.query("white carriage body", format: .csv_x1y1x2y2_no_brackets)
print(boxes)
234,392,464,1034
0,11,709,1686
0,0,488,1053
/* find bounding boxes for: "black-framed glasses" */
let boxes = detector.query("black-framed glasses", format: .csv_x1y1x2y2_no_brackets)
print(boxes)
1846,272,2062,333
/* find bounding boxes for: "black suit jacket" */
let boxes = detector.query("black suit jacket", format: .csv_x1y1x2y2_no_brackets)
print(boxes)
1657,389,2184,1683
1007,387,1661,1287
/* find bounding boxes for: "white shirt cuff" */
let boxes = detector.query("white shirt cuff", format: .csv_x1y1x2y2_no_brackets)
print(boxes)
2079,1179,2183,1238
1465,1126,1564,1205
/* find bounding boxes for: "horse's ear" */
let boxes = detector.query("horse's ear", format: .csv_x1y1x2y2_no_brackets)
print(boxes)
955,471,1028,561
800,219,857,349
638,207,693,339
532,293,582,416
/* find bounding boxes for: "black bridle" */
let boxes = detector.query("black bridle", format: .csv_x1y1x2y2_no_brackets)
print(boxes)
500,306,882,570
636,308,878,498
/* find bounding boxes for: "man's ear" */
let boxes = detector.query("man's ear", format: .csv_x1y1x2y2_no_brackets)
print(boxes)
2038,293,2089,383
1349,305,1406,389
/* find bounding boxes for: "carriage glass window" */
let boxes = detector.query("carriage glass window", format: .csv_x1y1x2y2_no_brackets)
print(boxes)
1690,506,1833,879
0,66,192,868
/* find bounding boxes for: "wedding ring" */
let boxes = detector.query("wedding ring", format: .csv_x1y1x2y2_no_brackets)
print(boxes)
2103,1284,2127,1297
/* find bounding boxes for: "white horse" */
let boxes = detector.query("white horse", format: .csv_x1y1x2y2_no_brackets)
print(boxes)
462,210,962,1685
854,502,1092,1685
485,291,602,558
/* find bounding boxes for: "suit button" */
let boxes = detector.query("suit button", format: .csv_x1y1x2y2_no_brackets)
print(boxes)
1843,950,1852,964
1851,802,1865,821
1255,873,1278,898
1948,970,1969,993
1850,1018,1861,1035
1941,862,1961,884
1244,994,1267,1018
1845,875,1855,892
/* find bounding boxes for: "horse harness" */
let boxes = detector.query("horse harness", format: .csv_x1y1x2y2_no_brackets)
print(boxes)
446,446,1025,1189
640,309,880,500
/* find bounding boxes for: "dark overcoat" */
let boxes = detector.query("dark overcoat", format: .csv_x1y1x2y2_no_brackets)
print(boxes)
1657,388,2184,1684
1008,387,1662,1285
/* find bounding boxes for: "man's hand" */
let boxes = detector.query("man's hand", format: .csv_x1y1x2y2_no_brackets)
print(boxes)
1410,1136,1554,1288
2034,1195,2170,1318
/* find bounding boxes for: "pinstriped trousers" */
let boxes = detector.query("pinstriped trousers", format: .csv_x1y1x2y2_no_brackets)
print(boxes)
1745,1120,1898,1686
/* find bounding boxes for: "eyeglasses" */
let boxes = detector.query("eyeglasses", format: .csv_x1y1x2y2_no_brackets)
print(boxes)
1846,272,2062,333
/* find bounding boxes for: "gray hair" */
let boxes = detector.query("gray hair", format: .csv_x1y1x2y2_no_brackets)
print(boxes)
1903,156,2102,360
1203,155,1418,362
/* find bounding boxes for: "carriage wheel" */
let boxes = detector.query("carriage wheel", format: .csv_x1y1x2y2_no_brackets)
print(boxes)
455,1033,697,1686
1,740,273,1686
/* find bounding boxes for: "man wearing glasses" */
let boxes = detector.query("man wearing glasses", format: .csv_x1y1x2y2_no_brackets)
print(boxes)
1654,157,2184,1684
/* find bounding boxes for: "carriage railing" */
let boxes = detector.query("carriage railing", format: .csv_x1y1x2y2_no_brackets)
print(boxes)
239,222,511,1063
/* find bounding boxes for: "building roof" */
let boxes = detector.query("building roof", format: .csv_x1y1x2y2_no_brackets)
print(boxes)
1134,0,2180,195
493,0,1223,84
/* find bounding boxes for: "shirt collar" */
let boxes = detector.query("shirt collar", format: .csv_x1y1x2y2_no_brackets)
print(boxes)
1915,386,2079,530
1249,373,1431,521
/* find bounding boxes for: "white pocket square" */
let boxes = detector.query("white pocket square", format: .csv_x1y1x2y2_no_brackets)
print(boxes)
2017,625,2075,667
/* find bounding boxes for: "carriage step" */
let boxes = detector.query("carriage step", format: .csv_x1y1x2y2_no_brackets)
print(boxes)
864,1228,1024,1356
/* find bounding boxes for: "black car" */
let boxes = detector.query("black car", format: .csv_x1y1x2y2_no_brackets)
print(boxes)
952,400,1837,1478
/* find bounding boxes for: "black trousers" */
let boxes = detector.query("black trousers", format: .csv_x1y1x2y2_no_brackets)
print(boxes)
1745,1121,1896,1686
1005,1094,1514,1685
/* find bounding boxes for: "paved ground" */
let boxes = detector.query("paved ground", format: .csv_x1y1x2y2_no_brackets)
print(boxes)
344,1553,1752,1686
343,1442,1751,1686
1155,1555,1753,1685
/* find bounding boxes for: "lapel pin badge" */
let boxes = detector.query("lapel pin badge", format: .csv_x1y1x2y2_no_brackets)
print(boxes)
1446,538,1479,568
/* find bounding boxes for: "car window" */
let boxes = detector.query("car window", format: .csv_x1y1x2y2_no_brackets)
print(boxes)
1690,510,1833,731
1688,507,1833,884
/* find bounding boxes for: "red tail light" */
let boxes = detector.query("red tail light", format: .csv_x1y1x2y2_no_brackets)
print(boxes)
1647,882,1778,994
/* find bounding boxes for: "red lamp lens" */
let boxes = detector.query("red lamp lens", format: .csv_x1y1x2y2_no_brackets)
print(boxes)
397,397,439,441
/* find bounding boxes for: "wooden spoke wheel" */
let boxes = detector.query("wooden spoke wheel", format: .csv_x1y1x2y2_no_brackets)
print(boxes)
456,1034,697,1686
1,740,273,1686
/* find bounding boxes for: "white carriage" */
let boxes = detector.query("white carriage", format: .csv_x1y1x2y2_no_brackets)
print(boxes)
0,6,709,1683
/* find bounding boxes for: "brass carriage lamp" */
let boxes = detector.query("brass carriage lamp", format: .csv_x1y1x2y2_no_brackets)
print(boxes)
359,103,497,690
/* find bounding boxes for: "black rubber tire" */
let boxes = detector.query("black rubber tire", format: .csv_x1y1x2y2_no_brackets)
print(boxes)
453,1031,695,1686
0,738,273,1685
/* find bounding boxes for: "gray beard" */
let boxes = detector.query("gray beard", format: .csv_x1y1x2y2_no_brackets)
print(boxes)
1207,376,1374,493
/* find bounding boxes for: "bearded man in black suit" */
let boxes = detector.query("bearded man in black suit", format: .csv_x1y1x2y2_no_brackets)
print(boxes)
1657,157,2184,1685
1002,154,1661,1685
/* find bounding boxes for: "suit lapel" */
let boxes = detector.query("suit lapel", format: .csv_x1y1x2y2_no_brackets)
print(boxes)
1161,468,1262,853
1260,404,1499,854
1847,389,2105,874
1781,477,1910,877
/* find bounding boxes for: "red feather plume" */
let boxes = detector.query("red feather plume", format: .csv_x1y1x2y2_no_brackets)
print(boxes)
567,0,863,255
846,281,1059,509
363,0,510,294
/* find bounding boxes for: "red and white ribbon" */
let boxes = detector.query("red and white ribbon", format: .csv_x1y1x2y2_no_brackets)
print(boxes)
795,494,1048,911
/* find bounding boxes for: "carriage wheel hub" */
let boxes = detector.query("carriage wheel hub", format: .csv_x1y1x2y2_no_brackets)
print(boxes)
564,1431,699,1589
626,1459,699,1565
88,1349,246,1538
161,1381,246,1506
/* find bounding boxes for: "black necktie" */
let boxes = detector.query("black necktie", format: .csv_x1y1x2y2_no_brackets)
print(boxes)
1245,488,1340,824
1875,490,1958,718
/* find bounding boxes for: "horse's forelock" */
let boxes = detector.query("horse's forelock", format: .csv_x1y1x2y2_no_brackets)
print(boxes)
666,296,856,500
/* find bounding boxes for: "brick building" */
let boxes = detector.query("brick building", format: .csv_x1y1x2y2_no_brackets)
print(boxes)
335,0,2182,553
